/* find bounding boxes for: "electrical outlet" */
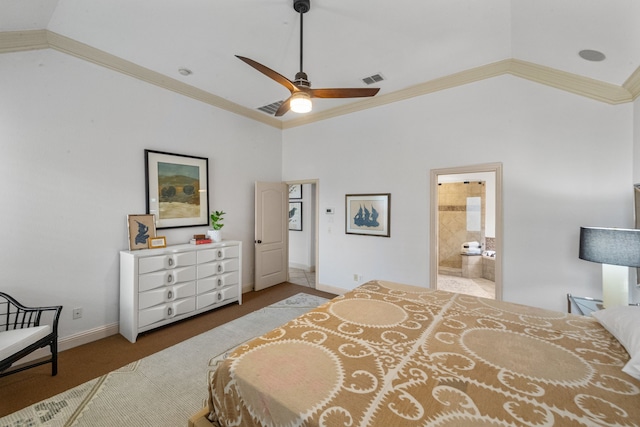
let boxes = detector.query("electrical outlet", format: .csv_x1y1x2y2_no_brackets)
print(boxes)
72,307,83,320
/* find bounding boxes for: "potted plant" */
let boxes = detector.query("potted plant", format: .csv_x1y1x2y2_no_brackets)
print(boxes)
207,210,225,242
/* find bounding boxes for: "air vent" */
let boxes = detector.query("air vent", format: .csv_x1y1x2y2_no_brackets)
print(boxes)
257,100,284,115
362,73,385,85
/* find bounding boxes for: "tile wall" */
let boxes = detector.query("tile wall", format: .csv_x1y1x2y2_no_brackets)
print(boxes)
438,182,486,271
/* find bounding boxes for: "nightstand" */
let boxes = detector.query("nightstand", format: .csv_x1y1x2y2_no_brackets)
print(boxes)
567,294,603,316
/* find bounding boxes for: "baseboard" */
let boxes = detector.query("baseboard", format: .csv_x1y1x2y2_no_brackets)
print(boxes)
316,283,347,296
13,322,119,366
289,263,315,272
59,322,120,351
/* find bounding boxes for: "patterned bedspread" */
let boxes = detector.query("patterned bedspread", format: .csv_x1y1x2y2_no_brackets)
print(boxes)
208,280,640,426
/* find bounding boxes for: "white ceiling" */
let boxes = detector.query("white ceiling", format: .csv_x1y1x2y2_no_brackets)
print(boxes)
2,0,639,122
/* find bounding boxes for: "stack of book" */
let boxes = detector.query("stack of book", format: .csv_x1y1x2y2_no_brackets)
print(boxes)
190,234,212,245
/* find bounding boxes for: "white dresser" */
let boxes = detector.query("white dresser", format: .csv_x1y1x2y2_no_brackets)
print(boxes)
119,240,242,343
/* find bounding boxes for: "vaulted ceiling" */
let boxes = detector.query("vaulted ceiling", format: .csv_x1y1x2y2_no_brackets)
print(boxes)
2,0,639,128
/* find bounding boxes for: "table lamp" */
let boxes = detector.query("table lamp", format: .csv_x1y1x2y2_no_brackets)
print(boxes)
579,227,640,308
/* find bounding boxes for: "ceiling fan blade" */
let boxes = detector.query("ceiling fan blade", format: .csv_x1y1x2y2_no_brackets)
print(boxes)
236,55,297,93
309,87,380,99
275,98,292,117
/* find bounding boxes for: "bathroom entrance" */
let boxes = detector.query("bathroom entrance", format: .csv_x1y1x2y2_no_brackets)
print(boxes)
430,163,503,300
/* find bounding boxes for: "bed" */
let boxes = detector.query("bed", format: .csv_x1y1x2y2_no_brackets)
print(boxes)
193,280,640,427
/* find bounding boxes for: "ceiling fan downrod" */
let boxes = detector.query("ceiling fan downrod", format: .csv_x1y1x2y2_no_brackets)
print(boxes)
293,0,310,86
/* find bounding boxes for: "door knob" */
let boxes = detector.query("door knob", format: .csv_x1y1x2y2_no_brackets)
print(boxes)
255,240,262,244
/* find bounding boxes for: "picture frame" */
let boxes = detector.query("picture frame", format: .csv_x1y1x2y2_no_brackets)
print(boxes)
345,193,391,237
289,184,302,200
289,202,302,231
148,236,167,249
127,214,156,250
145,149,209,229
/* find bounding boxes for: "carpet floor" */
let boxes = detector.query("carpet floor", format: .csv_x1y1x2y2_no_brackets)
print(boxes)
0,292,329,426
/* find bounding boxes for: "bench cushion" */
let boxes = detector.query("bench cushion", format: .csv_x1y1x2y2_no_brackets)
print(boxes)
0,325,51,361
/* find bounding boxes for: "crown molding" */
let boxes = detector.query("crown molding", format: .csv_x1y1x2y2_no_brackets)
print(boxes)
0,30,48,52
507,59,633,105
623,66,640,101
1,30,638,129
0,30,283,129
282,59,635,128
45,31,283,129
283,60,511,129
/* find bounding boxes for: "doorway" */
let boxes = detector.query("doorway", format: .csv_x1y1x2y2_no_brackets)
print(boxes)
287,180,318,289
430,163,503,300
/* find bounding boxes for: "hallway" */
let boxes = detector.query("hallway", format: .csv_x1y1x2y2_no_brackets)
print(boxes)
288,268,316,288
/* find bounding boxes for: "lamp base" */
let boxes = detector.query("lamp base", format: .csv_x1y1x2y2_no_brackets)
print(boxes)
602,263,629,309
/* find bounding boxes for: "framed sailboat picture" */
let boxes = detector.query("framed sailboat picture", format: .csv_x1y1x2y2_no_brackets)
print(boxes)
345,193,390,237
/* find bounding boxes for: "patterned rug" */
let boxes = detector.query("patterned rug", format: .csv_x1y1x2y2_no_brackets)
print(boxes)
0,293,329,427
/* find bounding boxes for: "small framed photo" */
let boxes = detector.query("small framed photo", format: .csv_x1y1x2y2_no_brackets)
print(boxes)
289,184,302,199
148,236,167,249
127,214,156,250
289,202,302,231
345,193,391,237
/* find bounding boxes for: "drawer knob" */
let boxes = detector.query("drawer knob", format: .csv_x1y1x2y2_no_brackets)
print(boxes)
168,258,174,267
217,250,223,258
167,290,173,299
217,265,223,273
217,292,223,301
167,274,173,283
167,307,173,316
217,278,222,287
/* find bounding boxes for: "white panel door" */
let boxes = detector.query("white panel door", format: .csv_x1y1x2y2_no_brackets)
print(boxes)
254,181,288,290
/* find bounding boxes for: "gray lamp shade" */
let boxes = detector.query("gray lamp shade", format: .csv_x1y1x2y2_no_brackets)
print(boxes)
579,227,640,267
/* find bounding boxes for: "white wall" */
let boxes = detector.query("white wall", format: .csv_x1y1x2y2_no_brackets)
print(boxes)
288,183,315,271
0,49,282,341
283,75,635,312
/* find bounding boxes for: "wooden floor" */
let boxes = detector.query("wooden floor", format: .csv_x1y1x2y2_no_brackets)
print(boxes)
0,283,336,417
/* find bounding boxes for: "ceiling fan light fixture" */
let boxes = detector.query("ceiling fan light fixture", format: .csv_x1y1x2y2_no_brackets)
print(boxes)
290,91,312,113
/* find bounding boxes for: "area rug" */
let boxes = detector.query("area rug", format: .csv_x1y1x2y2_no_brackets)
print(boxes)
0,293,329,427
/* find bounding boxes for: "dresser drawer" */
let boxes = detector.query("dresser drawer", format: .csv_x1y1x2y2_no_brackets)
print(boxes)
218,258,239,274
197,271,239,294
138,281,196,310
197,285,240,310
138,251,197,274
197,262,219,279
197,245,240,263
138,266,196,292
138,297,196,328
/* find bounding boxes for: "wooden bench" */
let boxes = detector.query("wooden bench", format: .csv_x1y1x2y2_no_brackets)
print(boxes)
0,292,62,377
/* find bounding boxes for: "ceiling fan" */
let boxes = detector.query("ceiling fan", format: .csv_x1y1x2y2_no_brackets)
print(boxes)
236,0,380,117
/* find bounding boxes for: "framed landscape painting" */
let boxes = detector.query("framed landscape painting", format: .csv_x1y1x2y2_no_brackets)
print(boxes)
145,150,209,229
345,193,391,237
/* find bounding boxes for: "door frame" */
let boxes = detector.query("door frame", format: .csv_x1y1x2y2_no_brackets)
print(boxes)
285,179,319,288
429,163,503,300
